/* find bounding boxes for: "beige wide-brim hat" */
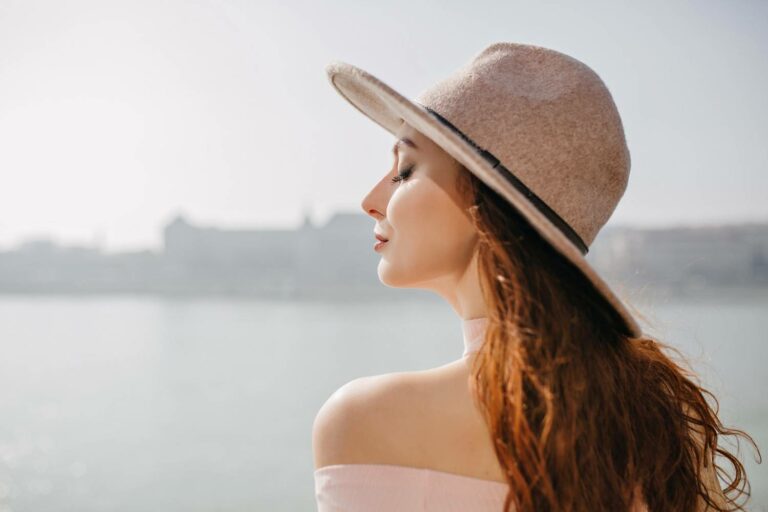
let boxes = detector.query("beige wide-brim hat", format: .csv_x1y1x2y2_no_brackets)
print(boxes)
325,42,643,338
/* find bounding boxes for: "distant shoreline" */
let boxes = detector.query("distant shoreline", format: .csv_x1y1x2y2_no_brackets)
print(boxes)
0,285,766,303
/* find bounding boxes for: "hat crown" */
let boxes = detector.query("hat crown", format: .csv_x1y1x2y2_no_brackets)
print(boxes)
414,42,631,247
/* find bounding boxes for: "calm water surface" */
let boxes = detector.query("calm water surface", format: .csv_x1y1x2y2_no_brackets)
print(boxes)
0,292,765,511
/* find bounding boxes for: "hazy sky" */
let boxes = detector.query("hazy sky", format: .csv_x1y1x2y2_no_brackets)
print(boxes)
1,0,766,253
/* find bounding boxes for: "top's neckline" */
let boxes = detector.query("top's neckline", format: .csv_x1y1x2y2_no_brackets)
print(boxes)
461,316,489,357
314,462,509,488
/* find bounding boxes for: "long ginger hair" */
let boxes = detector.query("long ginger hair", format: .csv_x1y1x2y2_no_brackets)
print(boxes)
456,166,760,511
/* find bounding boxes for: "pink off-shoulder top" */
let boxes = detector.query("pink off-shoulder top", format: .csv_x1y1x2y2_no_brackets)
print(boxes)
313,316,648,511
314,461,511,511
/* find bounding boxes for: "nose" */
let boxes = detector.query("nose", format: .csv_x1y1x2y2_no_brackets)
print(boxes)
360,171,393,220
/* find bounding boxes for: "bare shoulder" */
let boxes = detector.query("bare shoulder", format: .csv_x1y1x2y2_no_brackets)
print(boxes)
312,369,428,469
312,360,493,473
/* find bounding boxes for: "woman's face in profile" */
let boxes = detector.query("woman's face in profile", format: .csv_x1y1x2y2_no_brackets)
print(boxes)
360,122,478,292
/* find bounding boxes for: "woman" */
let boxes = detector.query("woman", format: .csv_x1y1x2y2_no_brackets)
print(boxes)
313,42,758,511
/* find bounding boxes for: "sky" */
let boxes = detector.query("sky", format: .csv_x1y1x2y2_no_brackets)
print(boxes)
0,0,766,253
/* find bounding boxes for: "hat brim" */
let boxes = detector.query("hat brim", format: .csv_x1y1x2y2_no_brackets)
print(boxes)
325,60,643,338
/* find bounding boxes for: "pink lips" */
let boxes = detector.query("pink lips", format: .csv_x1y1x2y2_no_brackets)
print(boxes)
374,233,389,251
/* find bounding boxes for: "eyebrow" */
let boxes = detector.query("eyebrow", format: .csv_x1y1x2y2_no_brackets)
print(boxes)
392,137,418,158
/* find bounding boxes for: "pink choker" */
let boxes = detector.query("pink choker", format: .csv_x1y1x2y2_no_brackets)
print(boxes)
461,317,489,357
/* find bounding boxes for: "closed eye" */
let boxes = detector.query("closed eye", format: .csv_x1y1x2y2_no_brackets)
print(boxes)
391,165,414,184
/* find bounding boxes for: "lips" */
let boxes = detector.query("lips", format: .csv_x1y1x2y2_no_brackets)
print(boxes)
375,234,389,242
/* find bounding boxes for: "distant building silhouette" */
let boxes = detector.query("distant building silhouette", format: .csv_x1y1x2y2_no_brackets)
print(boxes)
0,213,766,298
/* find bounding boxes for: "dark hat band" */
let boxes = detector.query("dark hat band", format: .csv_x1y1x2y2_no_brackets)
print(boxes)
418,103,589,256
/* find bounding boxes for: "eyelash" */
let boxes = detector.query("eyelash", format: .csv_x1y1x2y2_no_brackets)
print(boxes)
391,165,414,184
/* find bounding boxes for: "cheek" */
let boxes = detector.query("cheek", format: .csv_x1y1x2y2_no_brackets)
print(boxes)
383,180,476,280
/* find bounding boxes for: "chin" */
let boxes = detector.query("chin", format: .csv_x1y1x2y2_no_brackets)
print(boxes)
377,263,410,289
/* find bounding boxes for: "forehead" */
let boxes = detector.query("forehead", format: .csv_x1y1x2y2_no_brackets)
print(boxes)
395,121,420,141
